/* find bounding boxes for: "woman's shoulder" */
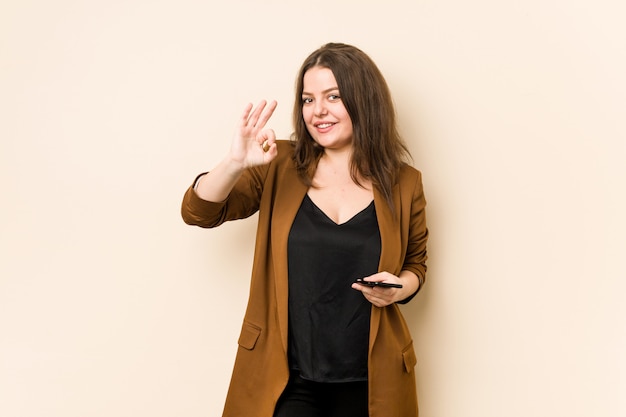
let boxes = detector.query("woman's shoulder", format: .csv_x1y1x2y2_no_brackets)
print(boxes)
275,139,295,153
398,163,423,183
395,164,426,199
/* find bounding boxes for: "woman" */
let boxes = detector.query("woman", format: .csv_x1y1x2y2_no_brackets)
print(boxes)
181,43,428,417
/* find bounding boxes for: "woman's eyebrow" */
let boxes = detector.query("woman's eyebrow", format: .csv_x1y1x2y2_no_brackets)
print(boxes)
302,87,340,96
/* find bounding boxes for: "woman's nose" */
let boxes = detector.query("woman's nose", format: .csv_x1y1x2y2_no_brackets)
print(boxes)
314,101,327,117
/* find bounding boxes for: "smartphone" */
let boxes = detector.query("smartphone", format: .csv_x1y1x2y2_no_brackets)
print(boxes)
354,278,403,289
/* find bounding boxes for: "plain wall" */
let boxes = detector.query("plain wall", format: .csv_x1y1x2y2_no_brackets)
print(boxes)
1,1,624,416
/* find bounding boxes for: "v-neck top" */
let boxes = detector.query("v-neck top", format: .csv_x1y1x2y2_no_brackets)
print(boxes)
287,194,381,382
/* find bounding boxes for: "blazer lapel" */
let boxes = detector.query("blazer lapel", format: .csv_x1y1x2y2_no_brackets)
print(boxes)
270,166,307,355
370,184,401,348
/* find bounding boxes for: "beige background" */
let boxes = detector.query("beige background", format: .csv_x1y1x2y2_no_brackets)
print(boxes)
1,0,624,416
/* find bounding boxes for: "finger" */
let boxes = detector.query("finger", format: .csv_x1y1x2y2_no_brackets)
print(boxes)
364,287,395,305
263,142,278,162
254,128,276,157
246,100,268,127
255,100,278,129
258,128,276,146
239,102,254,126
364,293,387,308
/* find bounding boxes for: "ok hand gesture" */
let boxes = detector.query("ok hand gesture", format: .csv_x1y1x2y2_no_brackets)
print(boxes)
229,100,278,169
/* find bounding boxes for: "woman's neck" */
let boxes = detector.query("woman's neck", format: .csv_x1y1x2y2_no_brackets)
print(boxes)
320,146,352,172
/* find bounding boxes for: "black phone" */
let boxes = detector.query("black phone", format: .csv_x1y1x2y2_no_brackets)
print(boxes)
354,278,403,289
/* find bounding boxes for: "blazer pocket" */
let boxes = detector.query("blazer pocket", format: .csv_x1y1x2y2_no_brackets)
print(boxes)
402,341,417,373
238,321,262,350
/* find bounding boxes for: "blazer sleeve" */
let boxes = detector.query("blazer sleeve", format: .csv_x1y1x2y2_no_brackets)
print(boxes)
181,164,269,228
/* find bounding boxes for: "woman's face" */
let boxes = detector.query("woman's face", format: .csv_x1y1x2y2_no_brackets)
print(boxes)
301,66,353,152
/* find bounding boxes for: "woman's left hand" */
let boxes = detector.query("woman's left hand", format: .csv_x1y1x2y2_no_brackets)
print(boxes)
351,271,419,307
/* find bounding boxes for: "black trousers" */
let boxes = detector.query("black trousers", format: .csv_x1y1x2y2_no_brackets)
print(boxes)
273,373,369,417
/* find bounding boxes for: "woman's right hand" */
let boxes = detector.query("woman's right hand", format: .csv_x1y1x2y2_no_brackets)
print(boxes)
229,100,278,169
193,100,278,203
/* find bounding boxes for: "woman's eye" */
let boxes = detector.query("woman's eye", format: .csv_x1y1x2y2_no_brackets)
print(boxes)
329,94,341,101
302,97,313,104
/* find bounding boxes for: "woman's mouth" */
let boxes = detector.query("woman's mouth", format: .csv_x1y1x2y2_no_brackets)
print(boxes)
315,122,335,132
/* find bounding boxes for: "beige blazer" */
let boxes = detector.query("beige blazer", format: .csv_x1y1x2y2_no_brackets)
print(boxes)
181,140,428,417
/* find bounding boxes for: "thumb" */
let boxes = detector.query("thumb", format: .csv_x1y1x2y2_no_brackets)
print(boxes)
259,129,278,162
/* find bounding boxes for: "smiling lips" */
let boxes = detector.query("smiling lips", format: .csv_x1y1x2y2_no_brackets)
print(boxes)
315,122,335,131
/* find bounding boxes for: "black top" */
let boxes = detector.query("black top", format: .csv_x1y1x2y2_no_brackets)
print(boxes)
287,194,381,382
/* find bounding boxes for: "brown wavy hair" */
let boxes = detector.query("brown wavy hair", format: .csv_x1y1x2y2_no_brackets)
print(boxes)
291,42,412,208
